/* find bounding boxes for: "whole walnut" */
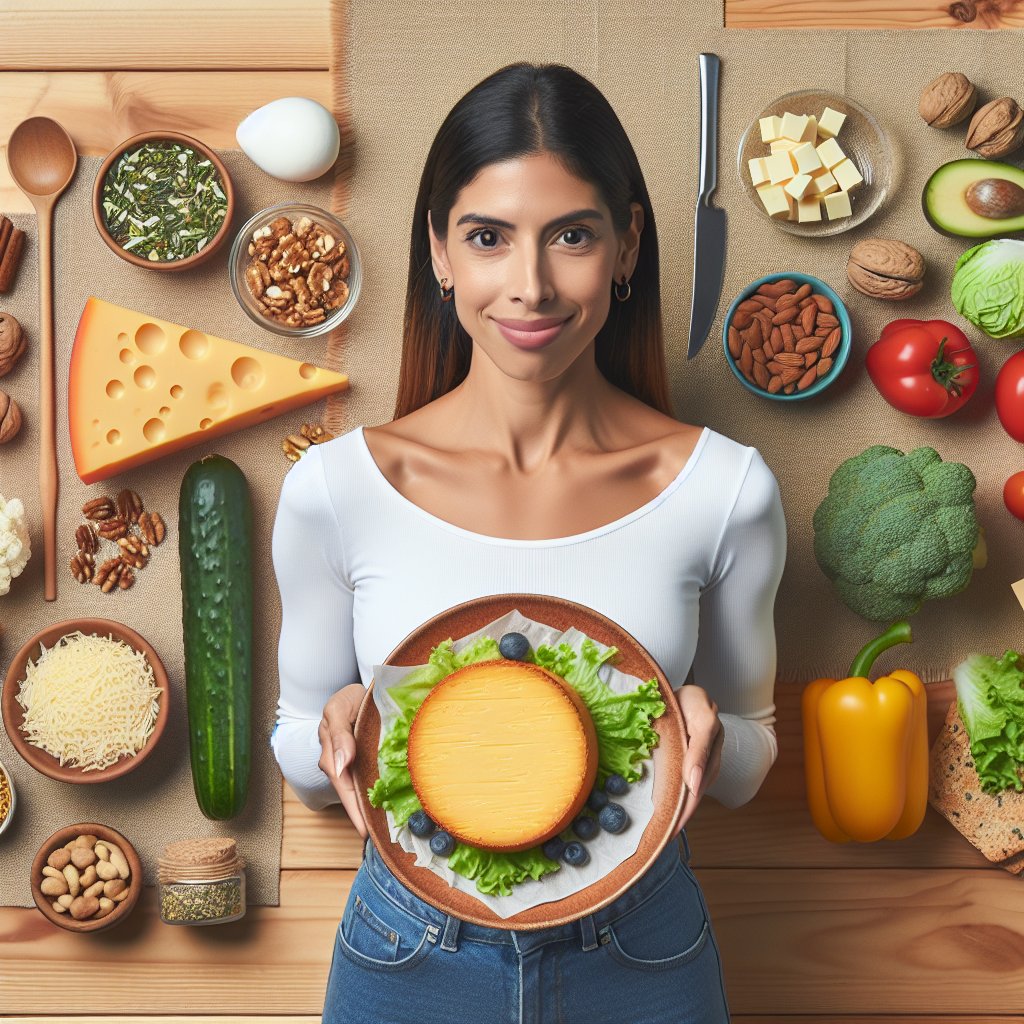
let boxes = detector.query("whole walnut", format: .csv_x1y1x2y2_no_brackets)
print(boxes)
0,389,22,444
847,238,926,301
919,72,977,128
966,97,1024,159
0,312,26,378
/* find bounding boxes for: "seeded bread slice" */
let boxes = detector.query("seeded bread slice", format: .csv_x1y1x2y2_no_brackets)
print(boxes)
928,701,1024,870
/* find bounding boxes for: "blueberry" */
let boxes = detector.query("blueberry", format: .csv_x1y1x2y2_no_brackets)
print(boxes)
599,802,630,834
543,837,567,861
604,773,629,796
572,815,599,841
407,810,436,838
587,788,609,812
498,631,531,661
429,830,456,857
562,841,590,867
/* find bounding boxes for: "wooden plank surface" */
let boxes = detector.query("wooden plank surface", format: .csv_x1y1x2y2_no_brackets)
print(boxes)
3,1,1022,1020
726,0,1024,28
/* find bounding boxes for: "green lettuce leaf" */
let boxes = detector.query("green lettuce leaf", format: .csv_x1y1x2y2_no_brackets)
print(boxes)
953,649,1024,793
367,631,665,896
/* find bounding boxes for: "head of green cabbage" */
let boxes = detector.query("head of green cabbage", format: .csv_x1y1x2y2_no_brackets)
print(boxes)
951,238,1024,339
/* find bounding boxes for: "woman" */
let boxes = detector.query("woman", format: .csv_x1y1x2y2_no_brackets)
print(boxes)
272,62,786,1024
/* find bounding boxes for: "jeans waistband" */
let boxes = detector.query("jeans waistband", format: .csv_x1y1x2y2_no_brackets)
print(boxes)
359,830,692,953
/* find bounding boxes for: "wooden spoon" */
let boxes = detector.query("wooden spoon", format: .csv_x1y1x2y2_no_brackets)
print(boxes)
6,117,78,601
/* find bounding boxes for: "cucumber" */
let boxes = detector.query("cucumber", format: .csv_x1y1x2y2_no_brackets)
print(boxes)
179,453,253,820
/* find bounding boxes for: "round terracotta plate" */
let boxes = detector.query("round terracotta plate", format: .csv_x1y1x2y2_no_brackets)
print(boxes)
353,593,685,932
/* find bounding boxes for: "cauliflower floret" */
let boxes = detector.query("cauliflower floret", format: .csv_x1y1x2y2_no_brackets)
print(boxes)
0,494,31,596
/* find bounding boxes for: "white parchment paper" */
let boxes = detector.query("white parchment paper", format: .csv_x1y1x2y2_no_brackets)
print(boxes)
371,609,668,919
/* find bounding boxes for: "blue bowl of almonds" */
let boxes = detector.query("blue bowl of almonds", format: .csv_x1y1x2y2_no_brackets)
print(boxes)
92,130,235,272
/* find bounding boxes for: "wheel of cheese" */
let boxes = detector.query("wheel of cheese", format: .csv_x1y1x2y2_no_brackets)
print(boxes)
407,660,598,852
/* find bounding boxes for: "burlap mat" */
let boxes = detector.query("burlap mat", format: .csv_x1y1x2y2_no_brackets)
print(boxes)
0,149,337,906
328,0,1024,685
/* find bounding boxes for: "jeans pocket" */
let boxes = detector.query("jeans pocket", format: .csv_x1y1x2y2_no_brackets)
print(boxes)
602,861,710,972
337,880,438,973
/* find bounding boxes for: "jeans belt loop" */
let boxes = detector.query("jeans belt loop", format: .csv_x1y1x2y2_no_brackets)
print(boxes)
678,828,693,865
579,912,599,951
440,913,461,952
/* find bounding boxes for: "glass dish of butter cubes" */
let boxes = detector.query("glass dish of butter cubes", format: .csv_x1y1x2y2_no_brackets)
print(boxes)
737,90,892,237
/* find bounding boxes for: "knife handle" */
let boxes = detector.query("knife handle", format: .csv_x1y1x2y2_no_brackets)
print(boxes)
698,53,720,204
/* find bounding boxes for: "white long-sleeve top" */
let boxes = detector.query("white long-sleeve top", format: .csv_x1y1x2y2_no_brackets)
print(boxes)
271,424,787,814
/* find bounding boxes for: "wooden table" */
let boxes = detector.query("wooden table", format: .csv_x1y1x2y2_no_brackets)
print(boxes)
3,2,1023,1021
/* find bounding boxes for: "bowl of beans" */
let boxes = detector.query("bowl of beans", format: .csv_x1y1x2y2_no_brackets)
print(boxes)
722,273,851,400
0,758,14,837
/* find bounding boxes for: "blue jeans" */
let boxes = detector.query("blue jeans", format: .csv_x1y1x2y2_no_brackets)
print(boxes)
322,831,731,1024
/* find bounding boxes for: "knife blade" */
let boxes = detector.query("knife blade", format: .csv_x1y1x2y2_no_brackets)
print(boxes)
687,53,727,360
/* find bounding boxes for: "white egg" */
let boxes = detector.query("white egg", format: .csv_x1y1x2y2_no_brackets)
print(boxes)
236,97,341,182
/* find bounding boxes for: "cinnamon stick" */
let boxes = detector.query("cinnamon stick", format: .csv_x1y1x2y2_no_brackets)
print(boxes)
0,227,25,293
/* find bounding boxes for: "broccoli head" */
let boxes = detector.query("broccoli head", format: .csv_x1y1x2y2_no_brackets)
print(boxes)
813,445,980,622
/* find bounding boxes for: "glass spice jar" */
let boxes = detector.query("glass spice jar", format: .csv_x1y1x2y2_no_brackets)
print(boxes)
157,837,246,926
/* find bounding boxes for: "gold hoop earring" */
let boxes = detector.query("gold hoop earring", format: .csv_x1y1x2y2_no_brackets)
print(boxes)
439,277,454,302
614,276,632,302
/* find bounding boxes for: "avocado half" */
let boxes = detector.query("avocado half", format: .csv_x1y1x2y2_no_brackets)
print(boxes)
923,159,1024,238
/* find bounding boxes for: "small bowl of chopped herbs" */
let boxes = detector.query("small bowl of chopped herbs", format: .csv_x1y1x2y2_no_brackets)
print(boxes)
93,131,235,271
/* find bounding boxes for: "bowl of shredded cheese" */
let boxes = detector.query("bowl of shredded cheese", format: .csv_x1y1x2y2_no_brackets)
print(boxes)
1,619,169,784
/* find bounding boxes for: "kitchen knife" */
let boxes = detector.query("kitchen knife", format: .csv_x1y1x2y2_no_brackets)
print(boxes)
687,53,727,360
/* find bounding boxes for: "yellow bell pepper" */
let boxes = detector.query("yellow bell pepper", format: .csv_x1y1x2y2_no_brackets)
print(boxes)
802,621,928,843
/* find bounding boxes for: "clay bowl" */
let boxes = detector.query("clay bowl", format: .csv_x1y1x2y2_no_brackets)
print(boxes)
353,593,686,931
32,822,142,932
92,130,235,272
2,618,169,783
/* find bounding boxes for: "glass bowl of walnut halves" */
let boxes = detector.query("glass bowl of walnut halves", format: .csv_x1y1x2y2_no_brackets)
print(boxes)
229,202,361,337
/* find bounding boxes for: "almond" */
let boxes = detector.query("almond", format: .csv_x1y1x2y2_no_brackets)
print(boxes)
800,304,817,334
811,293,834,315
727,326,742,359
797,366,818,390
822,328,842,358
767,375,783,394
756,278,796,298
796,335,824,354
753,361,770,389
817,356,833,377
775,352,805,367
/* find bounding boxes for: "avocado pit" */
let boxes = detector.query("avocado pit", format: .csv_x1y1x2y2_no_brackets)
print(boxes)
965,178,1024,219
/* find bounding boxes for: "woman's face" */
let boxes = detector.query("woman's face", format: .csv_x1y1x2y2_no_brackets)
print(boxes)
429,152,643,382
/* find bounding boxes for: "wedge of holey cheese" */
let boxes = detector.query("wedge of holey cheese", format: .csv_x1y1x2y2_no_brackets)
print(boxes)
407,660,599,852
70,297,349,483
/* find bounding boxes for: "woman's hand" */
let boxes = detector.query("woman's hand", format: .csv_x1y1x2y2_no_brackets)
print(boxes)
672,684,725,834
318,682,369,839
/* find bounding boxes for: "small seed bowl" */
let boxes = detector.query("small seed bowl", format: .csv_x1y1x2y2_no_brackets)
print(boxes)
31,822,142,933
722,272,852,402
0,757,15,838
2,618,169,784
93,130,235,272
229,201,362,338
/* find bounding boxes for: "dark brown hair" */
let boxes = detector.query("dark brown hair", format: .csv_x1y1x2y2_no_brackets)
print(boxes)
394,62,671,419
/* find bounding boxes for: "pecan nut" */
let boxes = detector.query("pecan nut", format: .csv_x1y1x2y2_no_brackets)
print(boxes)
0,390,22,444
0,312,26,379
82,496,116,521
75,523,98,554
966,97,1024,159
117,536,149,569
116,488,143,524
70,551,95,584
118,566,136,590
138,511,166,546
846,238,925,300
94,557,124,593
919,72,977,128
97,516,129,541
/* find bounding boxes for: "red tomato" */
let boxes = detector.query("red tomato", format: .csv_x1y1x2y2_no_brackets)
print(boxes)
996,350,1024,443
1005,472,1024,521
865,319,979,418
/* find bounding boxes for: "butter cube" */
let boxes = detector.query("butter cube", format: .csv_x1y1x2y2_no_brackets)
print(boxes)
759,115,783,143
799,115,818,143
770,139,800,154
832,158,864,192
818,106,847,139
784,173,815,200
792,142,824,175
815,137,846,169
824,189,853,219
748,157,770,187
780,111,809,141
811,171,839,196
797,196,822,223
766,151,795,185
757,184,792,219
